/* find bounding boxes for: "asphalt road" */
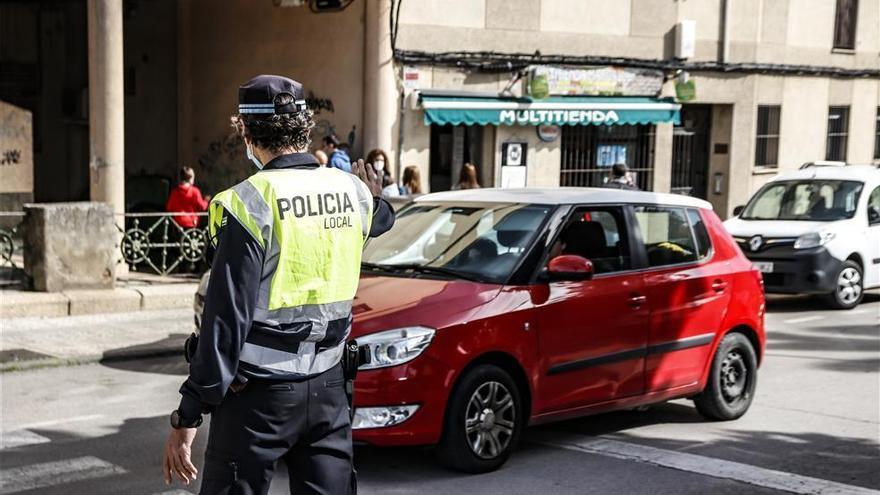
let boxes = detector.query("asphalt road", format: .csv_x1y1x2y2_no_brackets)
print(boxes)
1,293,878,495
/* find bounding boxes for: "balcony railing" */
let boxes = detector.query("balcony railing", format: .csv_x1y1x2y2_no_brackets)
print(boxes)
118,212,209,276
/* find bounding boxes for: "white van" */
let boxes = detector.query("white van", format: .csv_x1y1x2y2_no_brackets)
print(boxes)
724,164,880,309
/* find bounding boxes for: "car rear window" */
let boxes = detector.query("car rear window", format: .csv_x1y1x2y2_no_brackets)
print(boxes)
634,206,699,267
686,208,712,259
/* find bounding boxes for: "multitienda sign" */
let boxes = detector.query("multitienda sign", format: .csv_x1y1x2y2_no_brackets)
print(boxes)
500,109,620,125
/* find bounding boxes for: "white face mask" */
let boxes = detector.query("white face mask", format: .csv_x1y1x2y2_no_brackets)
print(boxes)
246,142,263,170
373,159,385,172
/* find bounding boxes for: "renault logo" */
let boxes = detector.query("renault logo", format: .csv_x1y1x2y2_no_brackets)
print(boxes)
749,235,764,252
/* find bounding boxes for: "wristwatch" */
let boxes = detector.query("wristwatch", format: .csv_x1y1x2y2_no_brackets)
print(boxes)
170,409,203,429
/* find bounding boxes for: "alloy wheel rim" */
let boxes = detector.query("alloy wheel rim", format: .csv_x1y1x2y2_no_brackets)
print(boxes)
720,350,748,403
465,381,516,459
837,267,862,305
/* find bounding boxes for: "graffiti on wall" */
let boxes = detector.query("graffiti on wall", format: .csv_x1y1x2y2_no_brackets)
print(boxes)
1,150,21,165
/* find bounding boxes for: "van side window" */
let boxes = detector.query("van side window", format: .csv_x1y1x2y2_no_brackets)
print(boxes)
686,208,712,259
869,187,880,226
551,207,631,274
634,206,699,267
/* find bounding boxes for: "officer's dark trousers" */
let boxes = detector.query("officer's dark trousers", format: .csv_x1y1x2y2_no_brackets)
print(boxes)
199,363,355,495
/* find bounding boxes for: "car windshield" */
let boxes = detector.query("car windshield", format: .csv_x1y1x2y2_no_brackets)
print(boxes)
741,180,863,221
363,202,553,284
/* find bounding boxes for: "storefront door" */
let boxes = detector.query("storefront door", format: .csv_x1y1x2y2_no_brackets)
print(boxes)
672,105,712,199
429,125,483,192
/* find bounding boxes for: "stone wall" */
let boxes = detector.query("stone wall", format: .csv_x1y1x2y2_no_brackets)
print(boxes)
23,202,117,292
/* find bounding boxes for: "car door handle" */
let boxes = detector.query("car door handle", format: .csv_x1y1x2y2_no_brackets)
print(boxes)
628,294,647,308
711,280,728,293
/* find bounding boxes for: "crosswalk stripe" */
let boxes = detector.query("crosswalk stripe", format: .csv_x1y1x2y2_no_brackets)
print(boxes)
153,490,194,495
540,435,880,495
0,456,126,494
0,430,50,450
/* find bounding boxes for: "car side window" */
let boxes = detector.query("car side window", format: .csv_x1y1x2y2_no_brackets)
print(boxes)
868,186,880,226
686,208,712,259
634,206,699,267
551,207,631,274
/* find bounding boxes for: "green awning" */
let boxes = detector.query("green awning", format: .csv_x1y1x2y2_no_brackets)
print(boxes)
419,94,680,127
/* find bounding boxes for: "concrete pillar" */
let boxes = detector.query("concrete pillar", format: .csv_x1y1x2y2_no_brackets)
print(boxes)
363,0,398,174
87,0,125,217
653,123,674,193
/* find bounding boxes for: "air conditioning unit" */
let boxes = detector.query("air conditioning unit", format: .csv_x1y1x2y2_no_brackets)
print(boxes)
675,20,696,59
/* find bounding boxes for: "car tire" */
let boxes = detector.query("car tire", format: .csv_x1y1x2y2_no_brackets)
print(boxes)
436,365,523,473
693,332,758,421
826,260,864,310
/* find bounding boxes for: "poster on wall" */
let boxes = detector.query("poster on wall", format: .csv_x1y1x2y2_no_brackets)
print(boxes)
596,144,627,168
501,142,527,167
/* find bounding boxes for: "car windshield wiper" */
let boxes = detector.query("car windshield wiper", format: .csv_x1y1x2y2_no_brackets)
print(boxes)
361,262,485,283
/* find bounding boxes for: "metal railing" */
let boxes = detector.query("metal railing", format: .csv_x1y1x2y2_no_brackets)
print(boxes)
118,212,209,276
0,212,25,286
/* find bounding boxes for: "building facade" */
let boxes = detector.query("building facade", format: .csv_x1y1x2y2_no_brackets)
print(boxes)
1,0,878,220
392,0,880,217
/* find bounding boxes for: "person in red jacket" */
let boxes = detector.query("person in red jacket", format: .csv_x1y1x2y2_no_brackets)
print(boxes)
166,167,210,228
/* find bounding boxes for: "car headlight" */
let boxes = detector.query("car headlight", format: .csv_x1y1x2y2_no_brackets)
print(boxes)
793,231,836,249
352,405,420,429
357,326,435,370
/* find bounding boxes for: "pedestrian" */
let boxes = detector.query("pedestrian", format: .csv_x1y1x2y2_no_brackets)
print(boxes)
453,162,480,190
322,134,352,173
165,166,210,228
366,148,399,198
603,163,640,191
401,165,422,195
314,148,328,166
162,74,395,495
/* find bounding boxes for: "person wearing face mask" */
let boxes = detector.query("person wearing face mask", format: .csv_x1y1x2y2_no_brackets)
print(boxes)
161,74,395,495
366,148,400,198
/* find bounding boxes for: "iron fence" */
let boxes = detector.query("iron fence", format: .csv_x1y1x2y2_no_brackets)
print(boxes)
118,212,209,276
0,212,25,286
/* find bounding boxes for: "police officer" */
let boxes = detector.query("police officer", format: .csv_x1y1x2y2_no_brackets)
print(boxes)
161,74,394,494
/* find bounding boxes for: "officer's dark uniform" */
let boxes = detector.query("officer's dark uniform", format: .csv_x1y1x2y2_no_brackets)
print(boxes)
172,75,394,495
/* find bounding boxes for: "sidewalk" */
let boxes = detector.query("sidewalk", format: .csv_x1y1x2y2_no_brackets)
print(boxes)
0,273,199,371
0,272,200,319
0,307,193,372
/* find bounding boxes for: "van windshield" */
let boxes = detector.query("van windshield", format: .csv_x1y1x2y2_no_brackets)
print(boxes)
362,202,552,283
741,180,863,221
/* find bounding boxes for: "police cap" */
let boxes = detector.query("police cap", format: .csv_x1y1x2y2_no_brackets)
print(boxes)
238,74,308,115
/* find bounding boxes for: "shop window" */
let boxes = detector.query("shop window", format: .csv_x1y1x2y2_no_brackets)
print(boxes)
833,0,858,50
754,106,780,168
826,106,849,161
560,125,655,190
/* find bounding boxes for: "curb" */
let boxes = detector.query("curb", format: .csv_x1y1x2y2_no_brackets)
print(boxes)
0,283,198,319
0,343,185,373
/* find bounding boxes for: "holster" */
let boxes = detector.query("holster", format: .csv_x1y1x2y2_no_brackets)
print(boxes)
342,340,371,420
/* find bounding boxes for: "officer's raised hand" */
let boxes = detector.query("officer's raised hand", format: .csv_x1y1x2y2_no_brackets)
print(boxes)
353,158,382,197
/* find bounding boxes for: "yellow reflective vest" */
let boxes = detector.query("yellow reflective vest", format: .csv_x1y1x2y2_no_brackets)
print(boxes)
208,166,373,375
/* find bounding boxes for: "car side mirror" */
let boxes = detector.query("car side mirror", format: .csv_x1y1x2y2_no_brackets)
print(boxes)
732,205,745,217
547,255,594,282
869,206,880,225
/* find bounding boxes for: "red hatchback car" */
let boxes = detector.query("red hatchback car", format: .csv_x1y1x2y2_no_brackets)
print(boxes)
349,188,765,472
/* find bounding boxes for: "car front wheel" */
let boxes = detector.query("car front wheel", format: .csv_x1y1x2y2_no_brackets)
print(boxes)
694,332,758,421
826,260,864,310
436,365,523,473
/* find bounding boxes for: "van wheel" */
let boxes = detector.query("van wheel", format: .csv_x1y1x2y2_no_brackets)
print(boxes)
826,260,863,309
694,333,757,421
436,365,523,473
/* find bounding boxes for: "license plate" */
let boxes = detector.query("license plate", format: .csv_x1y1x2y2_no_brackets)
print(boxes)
753,261,774,273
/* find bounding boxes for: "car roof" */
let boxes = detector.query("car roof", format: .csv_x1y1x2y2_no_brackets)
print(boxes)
415,187,714,209
768,165,880,183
